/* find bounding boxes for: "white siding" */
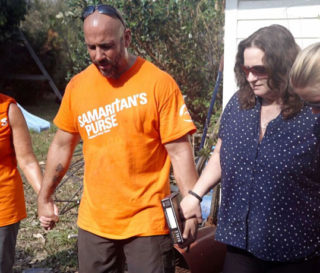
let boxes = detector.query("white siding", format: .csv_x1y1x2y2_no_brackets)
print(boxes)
223,0,320,107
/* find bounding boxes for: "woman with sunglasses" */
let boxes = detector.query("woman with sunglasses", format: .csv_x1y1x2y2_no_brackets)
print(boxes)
0,92,43,273
290,42,320,114
181,24,320,273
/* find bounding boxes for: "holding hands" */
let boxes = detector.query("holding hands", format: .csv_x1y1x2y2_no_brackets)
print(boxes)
178,191,203,247
38,197,59,230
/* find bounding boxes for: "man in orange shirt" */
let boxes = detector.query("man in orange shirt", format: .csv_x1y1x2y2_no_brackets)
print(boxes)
38,5,201,273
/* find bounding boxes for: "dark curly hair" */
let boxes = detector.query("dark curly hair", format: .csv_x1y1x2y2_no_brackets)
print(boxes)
235,24,302,119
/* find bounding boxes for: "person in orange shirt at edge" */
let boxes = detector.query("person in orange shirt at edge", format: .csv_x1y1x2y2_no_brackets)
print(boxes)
38,4,201,273
0,93,43,273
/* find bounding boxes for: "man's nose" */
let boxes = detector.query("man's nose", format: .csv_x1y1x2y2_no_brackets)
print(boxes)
95,48,104,62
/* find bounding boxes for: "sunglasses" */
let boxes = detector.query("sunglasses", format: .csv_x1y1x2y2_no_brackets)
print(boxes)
241,65,268,78
82,5,126,27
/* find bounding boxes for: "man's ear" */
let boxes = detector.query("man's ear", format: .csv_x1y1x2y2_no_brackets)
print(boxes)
124,29,131,48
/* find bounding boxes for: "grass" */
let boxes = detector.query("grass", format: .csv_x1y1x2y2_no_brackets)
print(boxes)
14,98,80,273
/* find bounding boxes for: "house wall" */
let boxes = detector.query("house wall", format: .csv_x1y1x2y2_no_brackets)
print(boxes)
223,0,320,107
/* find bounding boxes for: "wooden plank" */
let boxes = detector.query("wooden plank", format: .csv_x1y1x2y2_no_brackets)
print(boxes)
6,74,47,81
237,5,320,19
237,18,320,39
19,30,62,100
223,0,239,108
295,38,320,48
239,0,320,10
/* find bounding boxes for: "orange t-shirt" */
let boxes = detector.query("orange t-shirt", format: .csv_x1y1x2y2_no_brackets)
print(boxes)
54,57,196,239
0,94,26,227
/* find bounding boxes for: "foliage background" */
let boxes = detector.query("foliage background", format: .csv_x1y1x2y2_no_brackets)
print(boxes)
0,1,225,271
1,0,224,140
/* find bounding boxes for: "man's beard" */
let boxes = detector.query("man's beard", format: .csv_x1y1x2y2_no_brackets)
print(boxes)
94,46,125,79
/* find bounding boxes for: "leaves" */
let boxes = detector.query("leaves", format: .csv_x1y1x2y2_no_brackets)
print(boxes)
19,0,224,150
0,0,26,41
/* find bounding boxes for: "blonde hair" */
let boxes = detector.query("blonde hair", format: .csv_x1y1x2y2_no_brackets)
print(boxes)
290,42,320,89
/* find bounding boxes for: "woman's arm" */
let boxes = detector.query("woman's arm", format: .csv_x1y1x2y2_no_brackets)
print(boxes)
180,138,222,220
9,103,42,194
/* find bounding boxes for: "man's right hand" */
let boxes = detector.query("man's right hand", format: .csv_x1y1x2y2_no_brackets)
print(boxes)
178,194,203,248
38,197,59,230
179,217,198,248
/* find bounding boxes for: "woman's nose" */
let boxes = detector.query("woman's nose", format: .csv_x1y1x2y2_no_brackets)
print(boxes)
246,72,258,82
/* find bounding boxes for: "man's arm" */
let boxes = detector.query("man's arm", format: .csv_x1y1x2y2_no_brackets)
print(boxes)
38,129,80,230
164,134,200,244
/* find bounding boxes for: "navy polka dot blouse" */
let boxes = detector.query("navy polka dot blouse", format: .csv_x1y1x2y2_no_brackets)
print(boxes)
215,92,320,262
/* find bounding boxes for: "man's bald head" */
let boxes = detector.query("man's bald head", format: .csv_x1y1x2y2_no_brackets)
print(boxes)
83,10,132,79
83,11,125,40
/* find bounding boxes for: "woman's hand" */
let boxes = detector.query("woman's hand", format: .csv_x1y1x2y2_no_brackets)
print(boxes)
180,194,202,224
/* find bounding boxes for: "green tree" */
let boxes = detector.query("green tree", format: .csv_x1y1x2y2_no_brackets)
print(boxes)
21,0,224,144
55,0,224,131
0,0,26,41
0,0,27,90
21,0,78,91
123,0,224,132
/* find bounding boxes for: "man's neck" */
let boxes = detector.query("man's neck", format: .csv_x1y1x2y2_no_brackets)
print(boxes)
116,54,137,78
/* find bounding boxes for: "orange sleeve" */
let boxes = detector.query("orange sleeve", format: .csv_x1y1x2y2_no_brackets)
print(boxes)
53,82,78,133
159,87,196,144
